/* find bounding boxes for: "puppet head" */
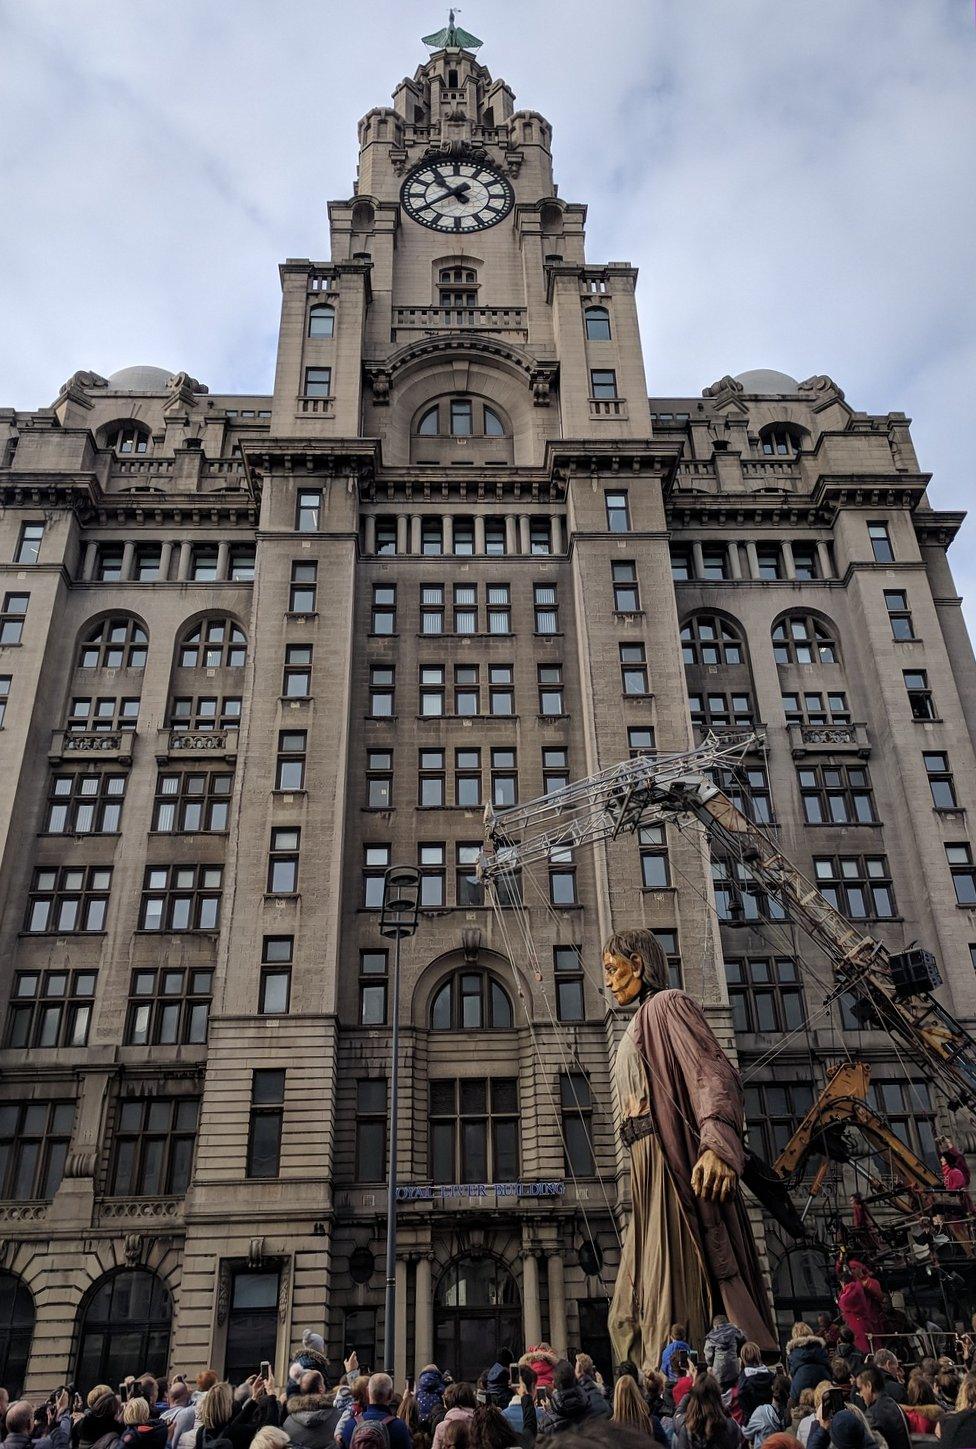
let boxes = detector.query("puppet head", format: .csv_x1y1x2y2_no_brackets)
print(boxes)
602,928,668,1006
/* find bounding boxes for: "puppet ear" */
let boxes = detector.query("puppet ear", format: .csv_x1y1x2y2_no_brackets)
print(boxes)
631,952,645,979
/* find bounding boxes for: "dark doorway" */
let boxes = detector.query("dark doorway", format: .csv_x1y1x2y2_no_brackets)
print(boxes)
434,1255,521,1383
578,1299,613,1384
75,1270,171,1389
772,1245,834,1332
343,1308,378,1376
224,1269,280,1385
0,1273,34,1396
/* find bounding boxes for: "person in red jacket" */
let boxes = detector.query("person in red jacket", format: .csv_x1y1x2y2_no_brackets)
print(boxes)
837,1261,887,1355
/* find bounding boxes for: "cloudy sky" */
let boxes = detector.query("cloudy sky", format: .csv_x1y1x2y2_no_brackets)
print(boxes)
1,0,973,611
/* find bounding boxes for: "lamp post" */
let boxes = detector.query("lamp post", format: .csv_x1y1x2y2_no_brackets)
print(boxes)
379,864,421,1377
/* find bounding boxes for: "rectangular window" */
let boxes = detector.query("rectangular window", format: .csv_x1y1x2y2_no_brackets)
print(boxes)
543,746,569,796
420,584,444,635
429,1078,518,1183
139,864,223,931
5,969,95,1049
359,950,388,1026
923,752,957,810
755,544,782,581
612,561,640,612
534,583,558,634
450,399,473,436
96,546,124,581
296,489,322,531
813,855,895,919
375,517,397,555
669,544,692,580
486,584,511,634
14,523,43,565
0,1100,74,1201
456,843,483,907
135,544,162,581
289,562,318,614
152,770,232,832
701,545,728,580
868,520,894,563
421,517,443,555
490,748,517,808
68,695,141,733
884,589,915,640
652,928,683,989
268,827,300,895
229,545,255,581
283,643,312,698
605,491,630,532
419,843,445,908
0,592,28,645
744,1082,816,1169
453,584,477,634
453,664,479,716
455,748,482,808
590,368,618,399
362,844,391,908
488,664,514,717
639,823,670,888
620,642,649,695
453,517,475,556
560,1073,595,1177
904,669,935,720
554,945,584,1022
781,691,850,726
275,731,307,791
110,1097,199,1197
356,1080,387,1181
247,1070,285,1178
190,544,218,581
169,695,240,731
366,748,392,808
26,865,111,934
304,367,331,399
725,956,805,1035
538,664,564,716
712,856,786,924
371,584,396,634
419,749,445,807
45,770,126,834
712,766,773,825
420,665,445,716
628,726,656,755
260,936,292,1015
484,517,507,555
689,691,754,732
946,843,976,906
125,967,213,1046
549,847,577,905
529,518,552,555
0,675,10,728
791,544,820,581
797,764,875,825
369,665,395,718
867,1080,937,1165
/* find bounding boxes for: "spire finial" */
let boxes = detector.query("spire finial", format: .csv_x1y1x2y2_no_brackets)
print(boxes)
422,8,482,51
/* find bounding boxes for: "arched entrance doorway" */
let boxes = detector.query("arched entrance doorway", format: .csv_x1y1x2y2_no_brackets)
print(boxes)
434,1255,521,1383
0,1273,34,1395
75,1269,172,1388
772,1244,834,1330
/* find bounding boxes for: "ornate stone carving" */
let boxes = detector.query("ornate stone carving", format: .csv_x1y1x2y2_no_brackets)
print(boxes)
64,732,123,753
169,730,229,752
63,1149,97,1179
216,1261,232,1325
248,1238,265,1268
702,375,744,398
58,370,109,397
123,1233,143,1266
368,369,391,405
167,373,209,396
530,366,556,406
461,927,482,962
422,140,489,165
799,724,856,746
277,1258,291,1323
98,1198,180,1221
798,374,845,402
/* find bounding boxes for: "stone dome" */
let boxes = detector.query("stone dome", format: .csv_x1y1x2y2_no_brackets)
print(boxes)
733,368,800,395
106,365,174,392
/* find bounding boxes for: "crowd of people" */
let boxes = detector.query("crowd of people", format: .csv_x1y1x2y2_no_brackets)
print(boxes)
7,1313,976,1449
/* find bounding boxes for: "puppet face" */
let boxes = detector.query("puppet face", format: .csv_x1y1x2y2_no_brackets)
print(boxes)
602,949,647,1006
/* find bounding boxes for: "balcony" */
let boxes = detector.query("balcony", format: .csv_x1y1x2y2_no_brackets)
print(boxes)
95,1196,184,1225
296,396,335,417
788,722,871,758
589,397,628,419
50,730,134,765
155,728,239,763
392,305,527,339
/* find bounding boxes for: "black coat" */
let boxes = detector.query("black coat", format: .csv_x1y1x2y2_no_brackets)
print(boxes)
787,1339,833,1405
549,1385,595,1434
737,1368,774,1421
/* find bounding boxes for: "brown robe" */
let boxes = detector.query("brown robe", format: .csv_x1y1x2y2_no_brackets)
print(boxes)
611,988,775,1363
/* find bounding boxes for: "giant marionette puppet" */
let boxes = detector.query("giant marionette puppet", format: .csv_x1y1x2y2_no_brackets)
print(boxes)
602,927,777,1367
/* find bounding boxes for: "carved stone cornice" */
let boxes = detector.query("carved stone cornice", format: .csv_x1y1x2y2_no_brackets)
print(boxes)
363,335,558,405
913,510,966,548
666,494,835,528
811,473,930,510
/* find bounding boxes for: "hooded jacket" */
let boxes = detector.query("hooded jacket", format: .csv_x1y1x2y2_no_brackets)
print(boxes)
73,1398,123,1449
576,1375,610,1418
737,1367,775,1421
415,1370,447,1427
431,1408,474,1449
485,1362,514,1404
281,1394,341,1449
120,1424,168,1449
902,1402,941,1436
549,1384,597,1435
706,1324,746,1388
662,1341,694,1382
786,1337,833,1404
744,1403,785,1446
518,1348,558,1389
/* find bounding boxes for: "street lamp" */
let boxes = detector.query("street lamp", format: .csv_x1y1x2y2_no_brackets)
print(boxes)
379,864,421,1376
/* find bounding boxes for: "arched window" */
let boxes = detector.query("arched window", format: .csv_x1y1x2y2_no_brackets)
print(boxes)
772,615,839,666
104,423,151,456
0,1273,34,1396
584,306,611,341
412,399,508,439
418,406,440,436
771,1245,834,1317
435,1254,520,1382
484,406,505,437
681,614,744,666
430,971,514,1031
308,305,335,338
759,423,804,458
79,617,148,669
75,1269,171,1389
438,266,478,307
178,618,247,669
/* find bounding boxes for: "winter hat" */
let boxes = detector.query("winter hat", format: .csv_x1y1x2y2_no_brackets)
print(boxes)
830,1411,866,1449
302,1328,326,1354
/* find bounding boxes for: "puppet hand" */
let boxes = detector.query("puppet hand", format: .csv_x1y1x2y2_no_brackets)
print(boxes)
691,1148,737,1202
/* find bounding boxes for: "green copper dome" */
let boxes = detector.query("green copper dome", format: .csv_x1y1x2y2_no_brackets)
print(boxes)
422,9,482,50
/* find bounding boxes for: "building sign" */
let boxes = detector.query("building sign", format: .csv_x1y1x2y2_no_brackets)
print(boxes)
396,1180,565,1201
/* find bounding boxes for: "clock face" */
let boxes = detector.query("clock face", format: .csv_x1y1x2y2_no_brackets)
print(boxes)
400,160,514,233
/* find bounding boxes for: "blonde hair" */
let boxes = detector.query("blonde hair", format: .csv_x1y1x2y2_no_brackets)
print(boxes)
200,1383,234,1431
122,1399,150,1426
251,1430,290,1449
956,1376,976,1412
87,1386,113,1409
575,1354,595,1377
792,1322,813,1340
812,1382,834,1411
613,1376,652,1431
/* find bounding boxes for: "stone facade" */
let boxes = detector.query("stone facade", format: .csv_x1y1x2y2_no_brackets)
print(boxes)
0,36,973,1393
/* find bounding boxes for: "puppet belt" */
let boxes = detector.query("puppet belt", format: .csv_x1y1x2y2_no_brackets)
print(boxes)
620,1113,657,1148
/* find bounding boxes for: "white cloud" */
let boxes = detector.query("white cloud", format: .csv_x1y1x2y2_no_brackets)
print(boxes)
0,0,972,615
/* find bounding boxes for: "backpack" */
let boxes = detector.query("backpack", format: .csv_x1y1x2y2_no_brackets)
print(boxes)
350,1417,392,1449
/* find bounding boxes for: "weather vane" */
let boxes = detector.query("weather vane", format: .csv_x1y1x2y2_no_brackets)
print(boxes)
422,8,483,51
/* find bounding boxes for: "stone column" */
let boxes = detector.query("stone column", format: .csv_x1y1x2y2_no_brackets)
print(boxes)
364,516,377,555
782,541,797,580
505,516,517,556
745,541,759,582
521,1251,542,1348
728,542,742,580
474,516,486,555
159,541,174,582
396,515,408,556
518,515,531,555
692,542,705,581
177,541,192,581
414,1254,433,1376
443,515,454,556
81,541,98,581
121,541,135,582
546,1252,568,1358
216,541,230,581
551,515,563,555
410,515,422,555
817,540,833,580
394,1256,408,1384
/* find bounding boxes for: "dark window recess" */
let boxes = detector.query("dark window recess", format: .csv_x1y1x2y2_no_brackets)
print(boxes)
884,590,915,640
0,1101,74,1200
798,764,875,824
923,752,957,810
153,771,232,832
356,1079,387,1181
139,865,222,931
26,866,111,934
109,1098,199,1196
772,616,838,666
612,561,639,612
868,520,894,563
5,969,95,1049
46,771,126,834
430,972,513,1031
79,617,148,669
223,1270,280,1389
290,561,318,613
904,670,935,720
276,731,307,791
359,950,388,1026
246,1070,285,1178
813,855,895,919
260,936,293,1015
725,956,805,1034
946,844,976,906
560,1073,595,1177
429,1077,518,1183
604,491,630,532
681,615,743,666
0,593,28,645
178,619,246,668
554,945,584,1022
125,968,212,1046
